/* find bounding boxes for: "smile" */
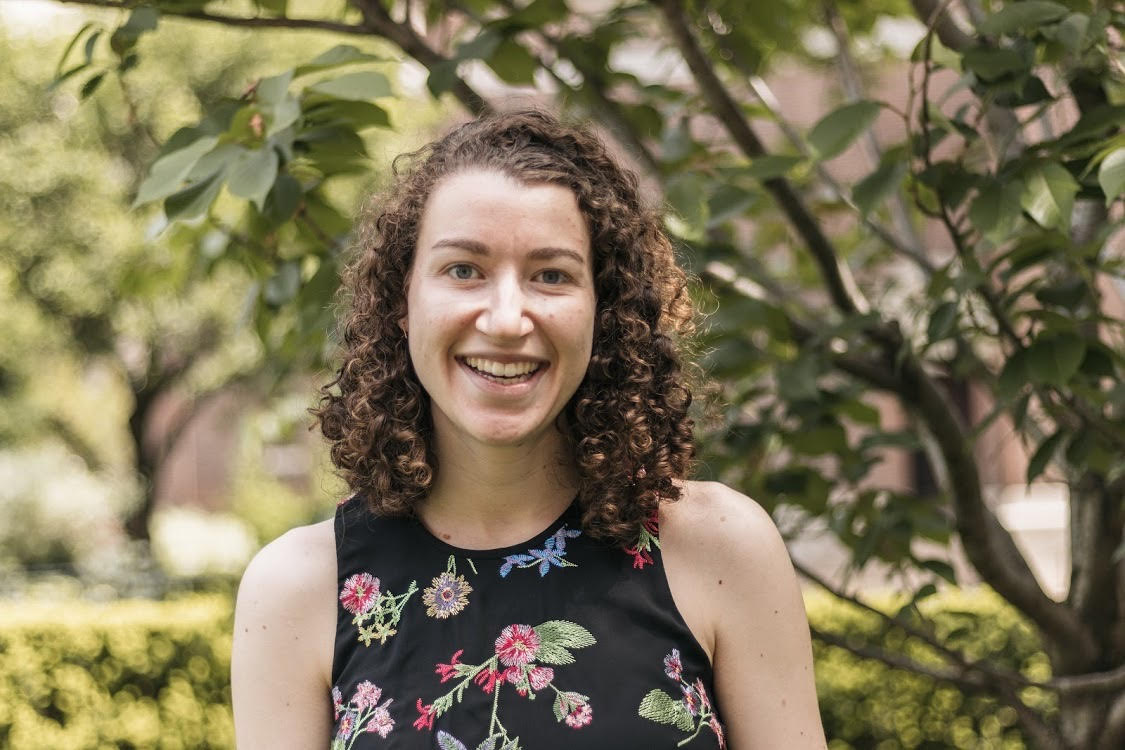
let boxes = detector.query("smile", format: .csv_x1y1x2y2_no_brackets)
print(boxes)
459,356,545,384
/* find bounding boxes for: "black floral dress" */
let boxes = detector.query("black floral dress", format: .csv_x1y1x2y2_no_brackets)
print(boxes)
331,493,726,750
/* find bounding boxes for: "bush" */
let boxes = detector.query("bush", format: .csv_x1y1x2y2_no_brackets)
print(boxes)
0,594,233,749
809,587,1056,749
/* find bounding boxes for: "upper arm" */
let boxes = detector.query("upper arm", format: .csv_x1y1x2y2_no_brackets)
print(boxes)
231,520,337,749
670,482,827,750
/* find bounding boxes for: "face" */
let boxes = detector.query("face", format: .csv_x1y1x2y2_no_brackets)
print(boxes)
405,169,596,449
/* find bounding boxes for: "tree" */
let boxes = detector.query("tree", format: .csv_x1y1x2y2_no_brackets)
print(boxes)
39,0,1125,746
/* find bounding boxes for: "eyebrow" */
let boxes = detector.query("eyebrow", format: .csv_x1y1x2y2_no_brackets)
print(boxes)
431,237,587,266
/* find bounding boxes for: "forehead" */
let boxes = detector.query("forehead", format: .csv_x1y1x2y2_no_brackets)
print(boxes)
417,170,590,255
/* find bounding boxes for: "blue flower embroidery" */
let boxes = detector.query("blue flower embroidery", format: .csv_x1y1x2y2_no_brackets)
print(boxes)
499,526,582,578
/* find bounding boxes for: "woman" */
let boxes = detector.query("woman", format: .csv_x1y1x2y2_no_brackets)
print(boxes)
232,110,826,749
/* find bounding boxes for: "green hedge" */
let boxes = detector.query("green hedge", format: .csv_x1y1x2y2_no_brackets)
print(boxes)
809,587,1056,749
0,595,233,749
0,588,1053,748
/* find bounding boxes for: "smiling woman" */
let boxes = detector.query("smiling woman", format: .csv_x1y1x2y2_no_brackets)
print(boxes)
230,110,828,750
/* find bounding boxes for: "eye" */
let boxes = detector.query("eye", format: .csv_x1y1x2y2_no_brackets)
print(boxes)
446,264,479,281
535,269,570,285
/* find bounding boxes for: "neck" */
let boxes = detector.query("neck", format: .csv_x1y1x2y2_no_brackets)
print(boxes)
418,426,579,548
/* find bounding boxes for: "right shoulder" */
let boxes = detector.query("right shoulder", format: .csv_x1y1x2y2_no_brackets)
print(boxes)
232,519,338,748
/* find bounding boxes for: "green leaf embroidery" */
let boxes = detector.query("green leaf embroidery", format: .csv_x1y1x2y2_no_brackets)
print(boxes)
638,689,694,732
534,620,596,650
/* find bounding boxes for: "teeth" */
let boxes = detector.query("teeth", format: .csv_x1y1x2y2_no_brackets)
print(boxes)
464,357,540,377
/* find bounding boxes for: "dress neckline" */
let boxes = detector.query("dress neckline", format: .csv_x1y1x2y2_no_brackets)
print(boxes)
410,494,581,560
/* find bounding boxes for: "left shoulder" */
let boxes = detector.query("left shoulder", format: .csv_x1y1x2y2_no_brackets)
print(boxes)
660,479,788,573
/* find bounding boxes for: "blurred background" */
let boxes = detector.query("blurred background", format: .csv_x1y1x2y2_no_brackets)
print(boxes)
1,0,1123,747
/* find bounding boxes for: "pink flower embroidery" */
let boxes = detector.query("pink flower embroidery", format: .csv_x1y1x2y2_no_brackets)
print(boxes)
664,648,683,680
435,649,464,683
474,666,504,694
338,713,355,739
710,715,726,748
339,572,380,615
495,624,540,667
682,682,700,716
565,701,593,728
528,665,555,691
413,699,436,730
368,706,394,738
353,680,382,710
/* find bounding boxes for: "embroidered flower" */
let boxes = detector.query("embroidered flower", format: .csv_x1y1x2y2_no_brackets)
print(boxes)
423,570,472,619
338,713,355,739
625,512,660,569
565,701,593,728
413,699,436,730
353,680,382,710
710,715,727,748
495,623,541,666
339,572,380,615
499,525,582,577
332,681,397,748
528,665,554,691
664,648,683,680
639,647,724,746
415,620,596,747
332,685,344,720
473,666,504,694
368,706,394,738
435,649,464,683
682,682,700,716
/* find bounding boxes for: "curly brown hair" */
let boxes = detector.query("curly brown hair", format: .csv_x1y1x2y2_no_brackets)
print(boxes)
312,109,699,545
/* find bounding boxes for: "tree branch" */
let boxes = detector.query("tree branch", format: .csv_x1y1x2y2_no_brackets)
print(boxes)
347,0,488,116
52,0,372,35
653,0,870,318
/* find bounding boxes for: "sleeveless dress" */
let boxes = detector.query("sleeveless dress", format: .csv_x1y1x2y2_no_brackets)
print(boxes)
331,493,726,750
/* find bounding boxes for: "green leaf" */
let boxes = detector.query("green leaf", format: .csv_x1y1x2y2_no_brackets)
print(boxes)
458,29,503,61
969,179,1023,241
1027,430,1066,483
739,155,803,181
927,300,958,343
55,21,98,77
1020,163,1078,229
427,60,461,97
264,173,303,226
1048,13,1091,53
962,47,1027,81
534,643,575,665
256,71,293,106
304,99,390,130
808,101,882,161
998,348,1031,396
1025,333,1086,386
48,63,90,93
919,559,957,585
83,30,102,64
978,1,1067,35
1097,148,1125,206
638,689,694,732
307,71,391,101
134,136,220,206
488,39,539,85
505,0,570,27
164,171,224,223
294,44,385,76
534,621,595,650
853,160,906,216
227,148,280,210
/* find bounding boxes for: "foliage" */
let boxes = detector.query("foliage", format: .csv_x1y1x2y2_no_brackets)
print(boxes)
810,587,1053,749
0,594,233,749
30,0,1125,746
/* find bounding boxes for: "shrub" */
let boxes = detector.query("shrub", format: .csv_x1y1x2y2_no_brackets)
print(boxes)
0,594,233,749
809,587,1056,749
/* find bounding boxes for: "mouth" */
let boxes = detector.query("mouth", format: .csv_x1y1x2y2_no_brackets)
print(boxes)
458,356,547,385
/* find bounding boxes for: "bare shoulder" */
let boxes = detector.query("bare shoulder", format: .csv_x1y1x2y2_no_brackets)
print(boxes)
664,481,827,748
232,519,338,748
661,479,786,573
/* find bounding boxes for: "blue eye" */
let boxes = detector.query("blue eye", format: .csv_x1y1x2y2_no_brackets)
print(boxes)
448,264,477,280
537,269,568,284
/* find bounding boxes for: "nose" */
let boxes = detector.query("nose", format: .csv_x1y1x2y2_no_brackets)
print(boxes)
476,275,533,339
